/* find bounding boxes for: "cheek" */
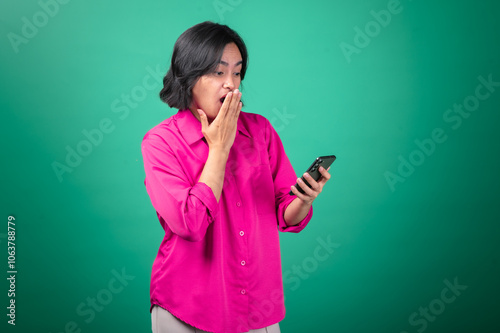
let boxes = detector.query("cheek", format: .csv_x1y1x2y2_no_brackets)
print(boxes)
191,80,210,105
190,91,201,108
198,81,218,98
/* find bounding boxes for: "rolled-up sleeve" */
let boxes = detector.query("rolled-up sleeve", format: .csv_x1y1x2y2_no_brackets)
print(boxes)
141,134,218,241
263,118,313,233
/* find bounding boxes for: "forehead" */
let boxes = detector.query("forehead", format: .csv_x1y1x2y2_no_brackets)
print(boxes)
220,43,242,63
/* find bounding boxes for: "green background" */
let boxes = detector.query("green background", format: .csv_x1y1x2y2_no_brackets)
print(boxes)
1,0,499,332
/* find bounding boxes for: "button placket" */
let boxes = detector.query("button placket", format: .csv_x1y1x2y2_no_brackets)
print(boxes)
227,164,249,299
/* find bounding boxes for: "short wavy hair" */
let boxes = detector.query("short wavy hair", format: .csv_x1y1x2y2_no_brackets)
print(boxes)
159,21,248,110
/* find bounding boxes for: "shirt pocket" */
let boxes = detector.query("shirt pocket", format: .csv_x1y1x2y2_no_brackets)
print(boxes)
251,164,276,217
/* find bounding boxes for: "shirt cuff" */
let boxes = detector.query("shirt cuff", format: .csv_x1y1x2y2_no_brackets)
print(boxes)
190,182,219,223
277,195,313,233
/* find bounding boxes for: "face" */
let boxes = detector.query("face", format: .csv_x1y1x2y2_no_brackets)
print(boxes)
190,42,243,122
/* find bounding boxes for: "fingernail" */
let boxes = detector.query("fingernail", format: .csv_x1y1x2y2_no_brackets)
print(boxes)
234,89,239,94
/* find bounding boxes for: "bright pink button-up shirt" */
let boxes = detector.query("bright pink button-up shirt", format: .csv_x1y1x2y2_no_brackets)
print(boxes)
141,108,313,333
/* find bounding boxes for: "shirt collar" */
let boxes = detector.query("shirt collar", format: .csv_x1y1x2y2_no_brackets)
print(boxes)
177,109,251,145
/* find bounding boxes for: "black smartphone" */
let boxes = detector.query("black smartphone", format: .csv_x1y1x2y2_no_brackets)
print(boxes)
290,155,336,195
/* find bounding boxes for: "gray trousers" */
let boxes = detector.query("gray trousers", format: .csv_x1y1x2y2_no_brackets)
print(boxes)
151,305,281,333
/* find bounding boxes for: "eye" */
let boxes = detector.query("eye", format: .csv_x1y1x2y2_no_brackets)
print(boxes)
214,71,224,76
234,72,241,76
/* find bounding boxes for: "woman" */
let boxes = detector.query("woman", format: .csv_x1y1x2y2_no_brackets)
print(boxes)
142,21,331,333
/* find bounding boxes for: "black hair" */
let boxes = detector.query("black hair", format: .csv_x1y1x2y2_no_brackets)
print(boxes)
159,21,248,110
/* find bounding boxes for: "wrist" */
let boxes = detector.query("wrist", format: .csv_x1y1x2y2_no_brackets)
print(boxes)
300,199,313,207
209,145,231,156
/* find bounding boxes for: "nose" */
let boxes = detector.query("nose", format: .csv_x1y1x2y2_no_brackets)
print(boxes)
223,75,235,91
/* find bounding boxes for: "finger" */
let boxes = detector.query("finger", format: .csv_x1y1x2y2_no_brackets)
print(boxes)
232,101,242,123
234,93,243,117
228,89,241,117
318,166,331,181
316,174,331,189
317,176,329,187
303,173,321,192
290,183,314,204
216,91,233,122
296,177,316,197
197,109,209,132
290,184,308,200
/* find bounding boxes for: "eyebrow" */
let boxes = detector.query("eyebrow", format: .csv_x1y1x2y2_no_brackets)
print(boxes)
219,60,243,67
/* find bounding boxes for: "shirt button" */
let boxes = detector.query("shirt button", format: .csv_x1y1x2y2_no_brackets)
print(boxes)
241,289,246,295
239,231,244,236
236,202,241,207
241,260,246,266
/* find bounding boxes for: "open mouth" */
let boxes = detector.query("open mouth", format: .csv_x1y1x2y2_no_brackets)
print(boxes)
219,95,228,104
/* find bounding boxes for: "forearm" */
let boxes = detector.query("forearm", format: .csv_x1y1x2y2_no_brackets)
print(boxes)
284,197,312,226
198,147,229,202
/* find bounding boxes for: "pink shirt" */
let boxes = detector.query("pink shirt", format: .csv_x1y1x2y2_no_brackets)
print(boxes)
141,108,313,333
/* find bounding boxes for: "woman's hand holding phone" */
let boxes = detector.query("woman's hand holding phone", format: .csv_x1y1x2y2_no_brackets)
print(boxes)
290,155,335,204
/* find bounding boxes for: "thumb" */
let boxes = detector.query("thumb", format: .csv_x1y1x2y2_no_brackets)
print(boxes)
197,109,209,130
